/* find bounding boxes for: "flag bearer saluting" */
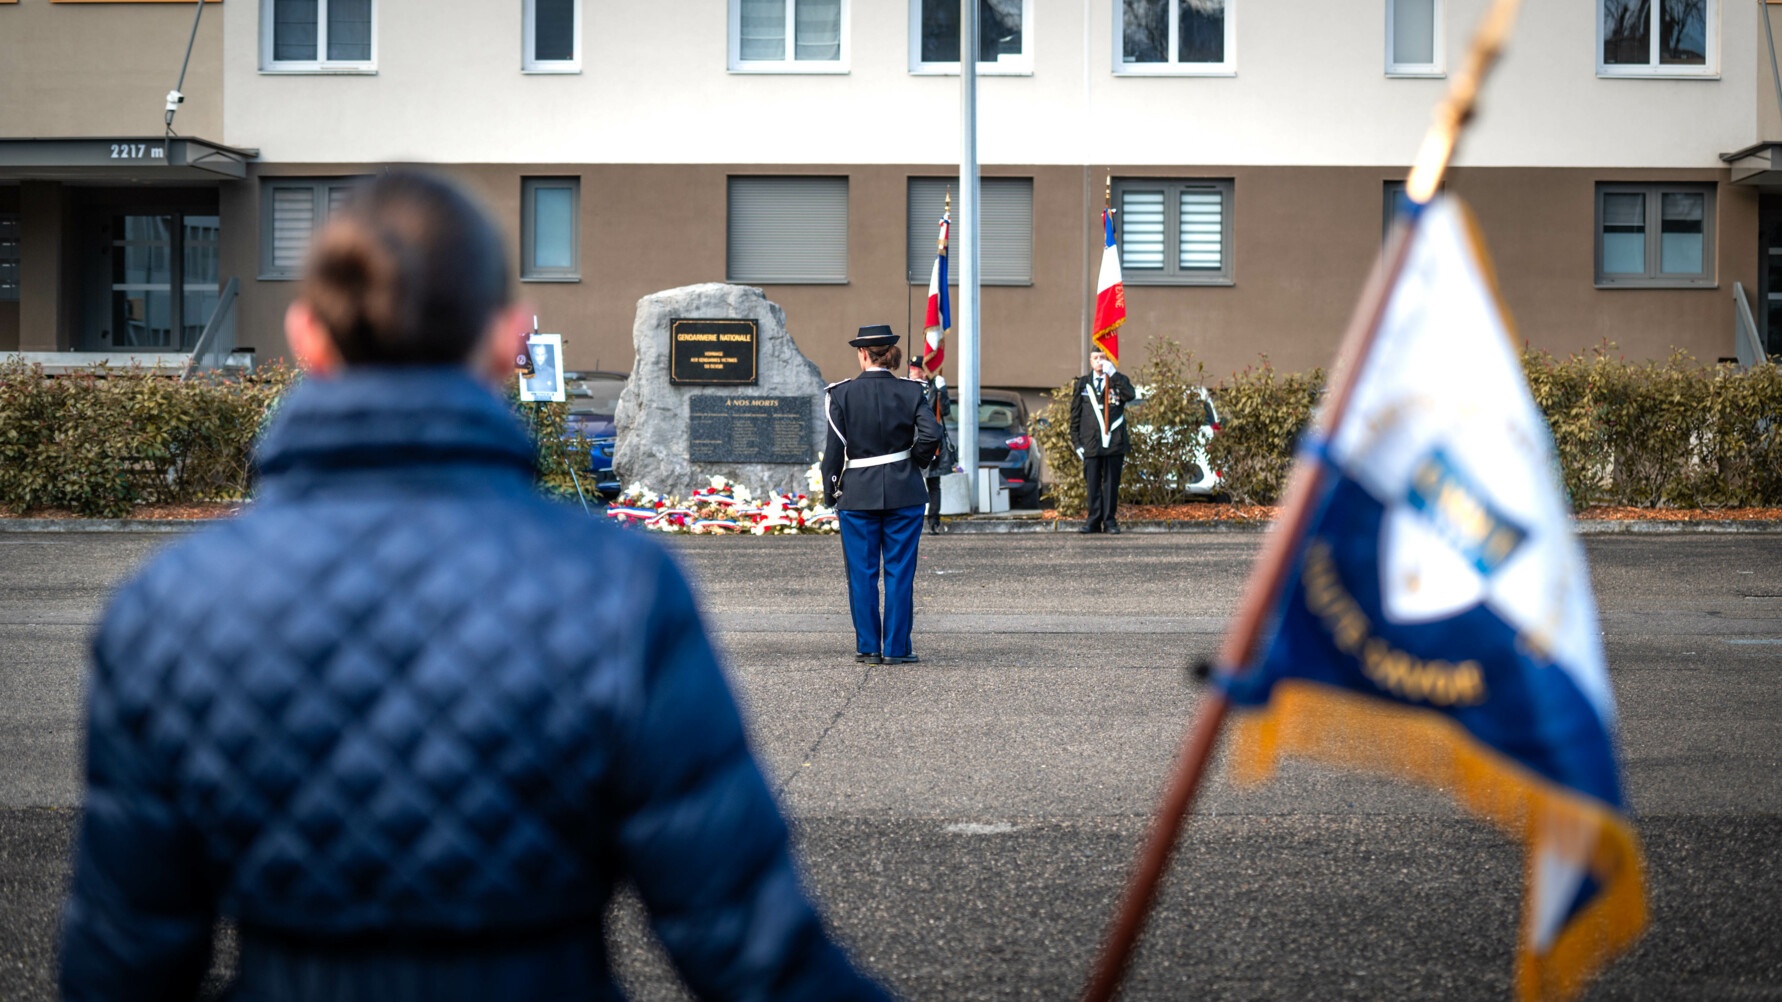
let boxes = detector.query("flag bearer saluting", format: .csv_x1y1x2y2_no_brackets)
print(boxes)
1071,349,1136,534
822,325,943,665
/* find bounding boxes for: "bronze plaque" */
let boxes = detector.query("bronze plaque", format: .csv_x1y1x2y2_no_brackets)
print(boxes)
669,318,758,385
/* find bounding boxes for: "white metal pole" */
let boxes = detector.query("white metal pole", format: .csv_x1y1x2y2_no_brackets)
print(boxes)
959,0,982,513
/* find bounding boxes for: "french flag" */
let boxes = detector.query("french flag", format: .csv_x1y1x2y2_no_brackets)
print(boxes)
923,212,950,371
1092,209,1126,365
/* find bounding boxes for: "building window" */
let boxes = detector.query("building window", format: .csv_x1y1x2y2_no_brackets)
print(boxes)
1383,180,1416,239
1599,0,1715,76
262,0,376,71
522,177,580,281
911,0,1031,74
1596,183,1715,287
0,214,18,303
732,0,847,72
259,178,364,280
1386,0,1442,76
1116,0,1233,75
1113,178,1233,285
727,176,848,284
525,0,580,72
905,177,1033,286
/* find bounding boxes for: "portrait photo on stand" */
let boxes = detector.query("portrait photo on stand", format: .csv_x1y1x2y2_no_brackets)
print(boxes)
520,333,566,402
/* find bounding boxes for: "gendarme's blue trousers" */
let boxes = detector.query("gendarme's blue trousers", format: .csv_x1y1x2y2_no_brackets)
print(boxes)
838,505,926,658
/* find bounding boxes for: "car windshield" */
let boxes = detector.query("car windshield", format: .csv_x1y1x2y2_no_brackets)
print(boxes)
568,378,625,414
945,401,1021,430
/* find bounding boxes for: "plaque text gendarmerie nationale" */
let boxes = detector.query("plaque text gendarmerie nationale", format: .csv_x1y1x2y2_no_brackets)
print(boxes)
688,396,813,465
669,318,758,385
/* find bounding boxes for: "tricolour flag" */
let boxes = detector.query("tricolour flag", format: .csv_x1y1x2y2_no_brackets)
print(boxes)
1220,195,1646,1001
1092,209,1125,366
923,212,951,371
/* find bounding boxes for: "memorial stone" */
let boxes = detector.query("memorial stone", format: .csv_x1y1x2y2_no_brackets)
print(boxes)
614,283,826,497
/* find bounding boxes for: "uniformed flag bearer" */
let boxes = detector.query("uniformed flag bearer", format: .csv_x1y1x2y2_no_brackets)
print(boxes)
821,325,944,665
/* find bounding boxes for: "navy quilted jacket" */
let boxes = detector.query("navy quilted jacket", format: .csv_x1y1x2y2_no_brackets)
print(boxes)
61,369,890,1002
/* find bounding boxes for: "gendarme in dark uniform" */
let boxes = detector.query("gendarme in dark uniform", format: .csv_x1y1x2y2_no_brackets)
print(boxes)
821,325,943,665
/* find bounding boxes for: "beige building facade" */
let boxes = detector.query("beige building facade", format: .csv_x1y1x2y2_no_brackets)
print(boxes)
2,0,1776,388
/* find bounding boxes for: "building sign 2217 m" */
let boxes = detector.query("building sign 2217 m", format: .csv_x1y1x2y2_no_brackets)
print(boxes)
670,318,758,385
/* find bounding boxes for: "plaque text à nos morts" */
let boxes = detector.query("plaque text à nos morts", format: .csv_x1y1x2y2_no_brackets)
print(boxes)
689,396,813,464
670,318,758,385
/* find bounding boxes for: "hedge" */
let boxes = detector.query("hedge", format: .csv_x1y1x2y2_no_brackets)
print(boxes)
0,359,586,517
1036,339,1782,512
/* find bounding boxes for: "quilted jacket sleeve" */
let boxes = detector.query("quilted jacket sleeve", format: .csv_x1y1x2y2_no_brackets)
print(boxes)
61,586,215,1002
611,554,890,1002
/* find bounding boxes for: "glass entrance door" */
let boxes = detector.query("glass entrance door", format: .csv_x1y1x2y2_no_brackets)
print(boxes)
111,215,175,348
84,208,222,351
1762,195,1782,357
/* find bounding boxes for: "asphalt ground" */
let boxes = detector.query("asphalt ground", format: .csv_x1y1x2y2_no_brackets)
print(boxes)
1,529,1779,1001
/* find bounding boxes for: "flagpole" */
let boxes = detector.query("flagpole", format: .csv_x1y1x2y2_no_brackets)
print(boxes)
958,0,982,513
1079,2,1524,999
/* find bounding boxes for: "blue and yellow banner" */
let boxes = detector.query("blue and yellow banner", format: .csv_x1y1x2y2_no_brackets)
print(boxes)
1220,196,1646,1001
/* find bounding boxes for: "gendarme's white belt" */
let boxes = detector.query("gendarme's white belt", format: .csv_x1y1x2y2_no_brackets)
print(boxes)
846,450,911,470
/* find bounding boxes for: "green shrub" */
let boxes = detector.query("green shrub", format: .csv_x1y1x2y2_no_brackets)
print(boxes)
1037,338,1782,514
0,360,298,517
0,361,586,516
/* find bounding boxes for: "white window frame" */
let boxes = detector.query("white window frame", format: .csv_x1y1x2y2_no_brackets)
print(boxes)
730,0,850,73
1385,0,1444,77
521,177,581,282
1596,0,1718,78
524,0,581,73
260,0,378,74
258,177,365,280
1112,0,1235,77
909,0,1034,76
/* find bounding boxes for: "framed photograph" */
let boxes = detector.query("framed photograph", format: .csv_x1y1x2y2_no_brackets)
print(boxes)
519,333,566,402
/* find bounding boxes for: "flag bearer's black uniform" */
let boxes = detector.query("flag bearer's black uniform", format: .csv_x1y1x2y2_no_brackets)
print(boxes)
821,326,943,664
1070,364,1137,533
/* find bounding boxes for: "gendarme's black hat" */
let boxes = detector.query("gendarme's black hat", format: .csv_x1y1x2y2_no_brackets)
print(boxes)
849,324,900,348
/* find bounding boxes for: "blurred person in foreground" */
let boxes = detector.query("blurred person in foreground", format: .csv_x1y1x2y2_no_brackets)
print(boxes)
60,172,892,1002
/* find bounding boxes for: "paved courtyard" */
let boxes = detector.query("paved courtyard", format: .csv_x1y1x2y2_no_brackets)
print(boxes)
2,529,1779,1000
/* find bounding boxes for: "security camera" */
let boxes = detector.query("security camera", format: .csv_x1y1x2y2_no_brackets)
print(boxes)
165,90,184,113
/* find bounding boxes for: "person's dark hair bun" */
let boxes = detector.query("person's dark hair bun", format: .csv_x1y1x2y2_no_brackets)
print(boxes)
300,171,510,366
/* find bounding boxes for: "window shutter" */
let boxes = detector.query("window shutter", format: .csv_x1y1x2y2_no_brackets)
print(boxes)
1120,190,1166,270
980,178,1033,284
906,177,1031,284
728,176,848,283
271,187,317,273
273,0,318,62
1179,188,1224,270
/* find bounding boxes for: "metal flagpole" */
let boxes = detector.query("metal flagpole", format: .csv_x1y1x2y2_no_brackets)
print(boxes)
1079,2,1524,999
958,0,981,513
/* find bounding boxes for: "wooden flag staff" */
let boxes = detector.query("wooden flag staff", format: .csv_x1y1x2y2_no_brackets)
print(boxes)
1079,2,1523,999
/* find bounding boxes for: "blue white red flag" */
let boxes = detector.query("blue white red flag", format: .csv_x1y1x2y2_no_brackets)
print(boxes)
1091,209,1126,365
1220,195,1647,1002
923,212,951,371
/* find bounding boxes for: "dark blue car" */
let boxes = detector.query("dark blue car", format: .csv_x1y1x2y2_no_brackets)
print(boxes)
945,387,1043,509
564,370,626,499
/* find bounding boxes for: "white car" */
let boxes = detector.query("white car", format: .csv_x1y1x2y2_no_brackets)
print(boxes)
1126,384,1224,497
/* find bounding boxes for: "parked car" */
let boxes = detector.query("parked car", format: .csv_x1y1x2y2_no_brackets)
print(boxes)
563,370,626,499
1125,384,1224,497
944,387,1043,509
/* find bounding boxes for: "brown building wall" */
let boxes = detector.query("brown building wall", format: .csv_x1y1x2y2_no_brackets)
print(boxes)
0,0,224,140
223,163,1753,390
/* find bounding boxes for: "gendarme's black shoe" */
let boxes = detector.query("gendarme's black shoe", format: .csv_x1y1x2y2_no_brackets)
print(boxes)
1078,524,1099,534
856,652,882,664
882,654,920,665
1106,524,1123,535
